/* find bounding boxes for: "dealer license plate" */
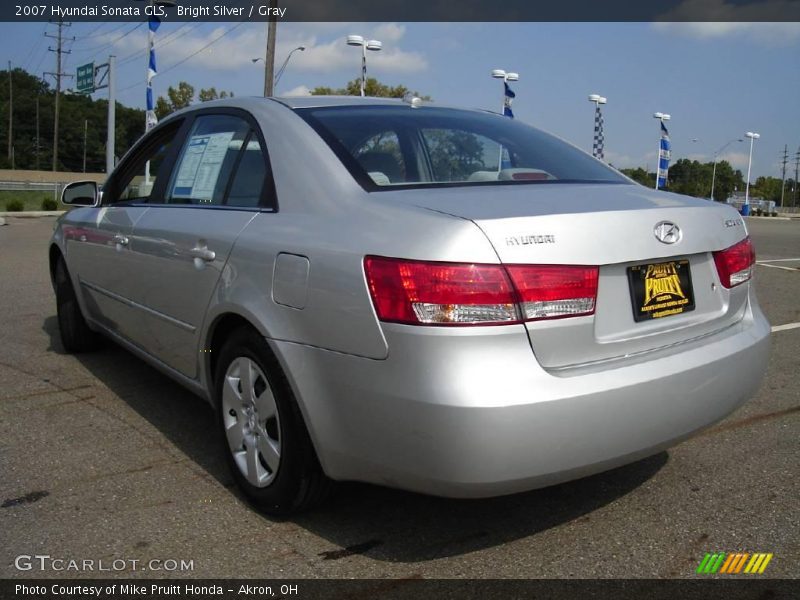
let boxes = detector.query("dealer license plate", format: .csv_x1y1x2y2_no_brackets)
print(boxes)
627,259,696,322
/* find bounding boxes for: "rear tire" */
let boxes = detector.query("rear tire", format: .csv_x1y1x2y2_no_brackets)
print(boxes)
215,328,330,515
55,258,101,353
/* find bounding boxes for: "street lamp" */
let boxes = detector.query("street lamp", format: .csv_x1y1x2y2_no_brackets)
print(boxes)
252,46,306,91
274,46,305,89
653,112,671,190
743,131,760,216
588,94,607,160
491,69,519,116
709,138,743,202
346,35,382,97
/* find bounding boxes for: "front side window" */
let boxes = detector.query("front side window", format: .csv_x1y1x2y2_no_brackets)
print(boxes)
110,121,181,204
167,114,267,207
298,105,629,190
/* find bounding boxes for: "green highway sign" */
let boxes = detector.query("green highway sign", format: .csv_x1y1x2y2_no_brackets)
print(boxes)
76,62,95,94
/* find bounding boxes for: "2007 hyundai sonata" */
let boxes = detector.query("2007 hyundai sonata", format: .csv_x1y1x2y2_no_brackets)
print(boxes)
50,97,770,514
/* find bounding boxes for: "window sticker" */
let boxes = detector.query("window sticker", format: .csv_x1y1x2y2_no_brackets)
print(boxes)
172,131,235,201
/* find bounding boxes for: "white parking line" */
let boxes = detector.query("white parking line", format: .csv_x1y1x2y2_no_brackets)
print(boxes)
757,258,800,263
758,263,799,272
772,322,800,333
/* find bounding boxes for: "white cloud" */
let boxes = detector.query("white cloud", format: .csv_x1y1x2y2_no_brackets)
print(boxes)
653,0,800,46
372,23,406,43
717,151,750,170
282,84,312,97
654,21,800,45
655,0,800,22
605,150,645,169
110,22,427,74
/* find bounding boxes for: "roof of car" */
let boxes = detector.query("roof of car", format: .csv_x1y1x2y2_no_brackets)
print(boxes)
271,95,421,109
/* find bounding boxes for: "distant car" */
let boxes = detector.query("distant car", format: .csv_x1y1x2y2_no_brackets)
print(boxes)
50,97,770,514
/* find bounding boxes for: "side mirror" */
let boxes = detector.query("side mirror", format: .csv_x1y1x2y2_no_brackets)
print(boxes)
61,181,99,207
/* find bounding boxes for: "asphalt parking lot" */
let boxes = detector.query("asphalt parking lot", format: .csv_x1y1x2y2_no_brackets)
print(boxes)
0,216,798,579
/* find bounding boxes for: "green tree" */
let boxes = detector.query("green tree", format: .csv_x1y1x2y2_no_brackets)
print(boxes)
155,81,195,118
752,176,783,202
311,77,430,100
0,67,145,172
620,167,653,187
198,87,234,102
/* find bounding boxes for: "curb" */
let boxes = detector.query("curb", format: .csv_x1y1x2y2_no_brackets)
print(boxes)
0,211,65,218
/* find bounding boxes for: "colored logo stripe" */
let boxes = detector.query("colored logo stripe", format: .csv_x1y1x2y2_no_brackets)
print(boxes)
744,553,773,574
697,552,773,574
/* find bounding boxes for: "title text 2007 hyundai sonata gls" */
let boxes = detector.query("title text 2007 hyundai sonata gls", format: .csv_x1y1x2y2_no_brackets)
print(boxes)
50,97,770,514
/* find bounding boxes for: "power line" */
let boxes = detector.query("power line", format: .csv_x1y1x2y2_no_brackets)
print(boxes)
71,23,143,58
117,23,246,95
117,22,202,67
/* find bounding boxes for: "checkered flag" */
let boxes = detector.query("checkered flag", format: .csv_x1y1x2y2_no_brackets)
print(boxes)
592,104,605,160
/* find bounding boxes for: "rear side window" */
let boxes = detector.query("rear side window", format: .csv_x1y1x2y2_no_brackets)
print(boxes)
166,114,267,207
298,105,628,190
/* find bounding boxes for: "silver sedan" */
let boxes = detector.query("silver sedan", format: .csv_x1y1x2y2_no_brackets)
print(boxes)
49,97,770,514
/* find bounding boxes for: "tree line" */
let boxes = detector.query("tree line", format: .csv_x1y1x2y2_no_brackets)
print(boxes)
0,68,146,172
620,159,797,205
1,66,796,206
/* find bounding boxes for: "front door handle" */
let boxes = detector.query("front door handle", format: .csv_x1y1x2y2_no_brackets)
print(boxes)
189,246,216,262
113,234,129,246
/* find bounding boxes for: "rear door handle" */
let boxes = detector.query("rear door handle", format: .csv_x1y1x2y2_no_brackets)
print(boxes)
189,246,216,262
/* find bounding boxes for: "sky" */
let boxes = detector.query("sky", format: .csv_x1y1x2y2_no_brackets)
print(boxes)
2,21,799,180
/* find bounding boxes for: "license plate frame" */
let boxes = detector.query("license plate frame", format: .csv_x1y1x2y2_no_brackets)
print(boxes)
627,259,696,322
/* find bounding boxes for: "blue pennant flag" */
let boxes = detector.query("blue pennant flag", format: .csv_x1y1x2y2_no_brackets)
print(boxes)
145,16,161,132
503,81,515,118
657,121,671,189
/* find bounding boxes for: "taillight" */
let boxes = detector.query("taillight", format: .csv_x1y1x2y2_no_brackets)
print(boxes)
364,257,518,326
364,256,599,326
506,264,598,320
713,237,755,288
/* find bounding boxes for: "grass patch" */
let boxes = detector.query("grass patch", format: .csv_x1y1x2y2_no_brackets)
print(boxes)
0,190,62,212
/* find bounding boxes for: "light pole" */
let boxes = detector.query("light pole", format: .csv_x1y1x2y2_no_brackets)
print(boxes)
653,112,671,190
346,35,382,97
709,138,742,202
491,69,519,115
588,94,607,160
274,46,305,90
253,45,305,92
743,131,760,216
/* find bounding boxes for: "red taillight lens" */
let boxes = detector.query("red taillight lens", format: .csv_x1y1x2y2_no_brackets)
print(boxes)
364,257,599,326
506,264,599,320
713,237,755,288
364,256,518,325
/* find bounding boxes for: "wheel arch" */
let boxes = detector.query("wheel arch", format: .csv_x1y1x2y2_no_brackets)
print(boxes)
204,310,329,477
49,243,64,289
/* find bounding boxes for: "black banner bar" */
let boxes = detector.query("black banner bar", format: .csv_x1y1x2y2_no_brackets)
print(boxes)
2,579,799,600
3,0,800,23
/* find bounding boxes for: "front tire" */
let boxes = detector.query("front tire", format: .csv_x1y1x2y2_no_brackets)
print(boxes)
54,258,101,353
215,328,329,515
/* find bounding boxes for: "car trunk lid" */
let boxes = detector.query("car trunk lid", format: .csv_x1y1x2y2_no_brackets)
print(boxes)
386,183,751,368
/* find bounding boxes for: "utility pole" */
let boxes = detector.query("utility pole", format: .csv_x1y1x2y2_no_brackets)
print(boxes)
263,0,277,97
794,147,800,208
45,21,73,171
82,119,87,173
7,61,12,167
35,97,40,170
779,145,788,209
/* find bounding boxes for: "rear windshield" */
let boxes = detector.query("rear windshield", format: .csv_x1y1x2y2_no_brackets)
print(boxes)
297,105,628,191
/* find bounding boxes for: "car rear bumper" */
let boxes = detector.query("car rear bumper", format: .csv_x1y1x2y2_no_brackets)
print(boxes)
274,293,770,498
